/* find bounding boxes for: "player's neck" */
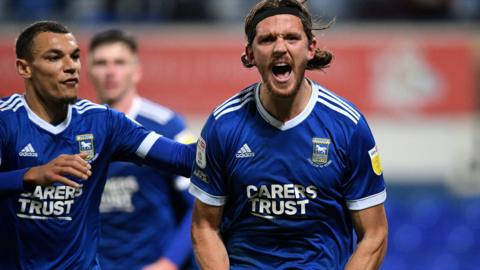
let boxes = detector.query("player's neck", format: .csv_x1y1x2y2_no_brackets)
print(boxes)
108,90,138,114
24,91,69,125
259,79,312,123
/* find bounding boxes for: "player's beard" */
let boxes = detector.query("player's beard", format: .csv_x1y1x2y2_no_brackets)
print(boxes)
57,87,79,105
61,96,78,105
263,67,306,100
264,76,304,99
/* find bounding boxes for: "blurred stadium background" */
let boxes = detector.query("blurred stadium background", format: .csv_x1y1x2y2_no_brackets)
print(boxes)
0,0,479,269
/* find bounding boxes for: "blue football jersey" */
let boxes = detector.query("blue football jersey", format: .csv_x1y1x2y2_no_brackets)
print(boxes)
189,80,386,269
0,94,164,270
98,97,196,270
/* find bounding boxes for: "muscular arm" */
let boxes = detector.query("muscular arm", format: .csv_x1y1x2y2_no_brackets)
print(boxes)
191,199,229,270
345,204,388,270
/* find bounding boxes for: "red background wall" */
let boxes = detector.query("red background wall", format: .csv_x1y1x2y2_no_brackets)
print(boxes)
0,30,475,116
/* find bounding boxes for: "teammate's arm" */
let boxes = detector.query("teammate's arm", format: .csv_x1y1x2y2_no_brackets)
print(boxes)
345,204,388,270
137,137,196,178
108,110,196,178
0,153,91,193
191,199,229,270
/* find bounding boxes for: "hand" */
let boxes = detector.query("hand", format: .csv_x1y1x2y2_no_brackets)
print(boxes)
23,153,92,188
142,257,178,270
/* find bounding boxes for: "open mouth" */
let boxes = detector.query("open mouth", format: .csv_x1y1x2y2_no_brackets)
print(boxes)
272,63,292,82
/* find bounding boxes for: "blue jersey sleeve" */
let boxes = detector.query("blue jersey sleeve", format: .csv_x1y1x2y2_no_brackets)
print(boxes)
0,120,26,194
0,169,28,194
108,109,195,177
108,109,152,159
188,115,227,206
342,116,386,210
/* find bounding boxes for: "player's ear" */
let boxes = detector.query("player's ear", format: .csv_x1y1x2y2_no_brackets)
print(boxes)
131,55,142,84
133,62,142,85
241,45,255,68
307,37,317,60
16,59,31,79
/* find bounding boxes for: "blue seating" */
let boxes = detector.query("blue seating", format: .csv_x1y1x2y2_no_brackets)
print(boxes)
382,183,480,269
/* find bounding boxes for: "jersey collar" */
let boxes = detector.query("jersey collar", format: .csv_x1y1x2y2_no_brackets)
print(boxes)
22,95,72,135
126,96,142,119
255,79,318,131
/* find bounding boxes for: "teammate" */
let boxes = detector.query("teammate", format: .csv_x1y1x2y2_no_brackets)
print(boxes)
88,29,197,270
189,1,388,269
0,21,195,269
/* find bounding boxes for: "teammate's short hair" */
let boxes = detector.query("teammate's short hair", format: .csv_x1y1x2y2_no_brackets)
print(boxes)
89,29,138,53
16,21,70,61
241,0,333,70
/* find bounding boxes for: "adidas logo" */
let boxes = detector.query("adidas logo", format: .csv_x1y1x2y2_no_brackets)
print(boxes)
19,143,38,157
236,144,255,158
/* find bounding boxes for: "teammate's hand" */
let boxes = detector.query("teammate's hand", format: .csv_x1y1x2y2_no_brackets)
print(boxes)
142,257,178,270
23,153,92,188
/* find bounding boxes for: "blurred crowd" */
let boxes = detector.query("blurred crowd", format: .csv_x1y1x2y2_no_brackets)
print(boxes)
0,0,479,23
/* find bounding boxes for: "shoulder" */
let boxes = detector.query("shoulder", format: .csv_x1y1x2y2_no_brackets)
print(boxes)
0,94,24,115
199,84,257,153
0,94,24,134
72,99,108,115
134,98,188,137
209,83,257,127
135,98,178,125
312,81,363,127
311,81,376,149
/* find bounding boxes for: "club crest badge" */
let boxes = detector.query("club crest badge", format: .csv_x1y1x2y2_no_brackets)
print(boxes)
76,134,95,161
368,145,383,176
312,138,330,165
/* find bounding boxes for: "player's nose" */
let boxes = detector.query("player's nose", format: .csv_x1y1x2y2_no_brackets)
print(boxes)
63,56,80,74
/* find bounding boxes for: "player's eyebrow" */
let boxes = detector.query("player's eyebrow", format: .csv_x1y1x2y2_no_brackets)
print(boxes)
43,47,80,55
43,49,64,55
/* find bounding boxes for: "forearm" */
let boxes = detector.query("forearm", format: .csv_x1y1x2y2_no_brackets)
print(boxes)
345,233,387,270
0,168,29,194
192,225,229,270
141,136,196,178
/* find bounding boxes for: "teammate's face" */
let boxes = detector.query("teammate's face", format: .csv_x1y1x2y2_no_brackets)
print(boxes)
88,42,140,105
21,32,80,104
247,14,316,98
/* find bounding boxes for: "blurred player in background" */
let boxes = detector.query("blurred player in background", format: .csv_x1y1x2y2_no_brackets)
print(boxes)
0,21,195,269
189,0,388,269
88,29,197,270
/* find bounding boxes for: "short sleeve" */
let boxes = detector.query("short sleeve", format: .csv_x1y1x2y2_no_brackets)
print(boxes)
107,108,155,160
342,116,386,210
188,115,227,206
